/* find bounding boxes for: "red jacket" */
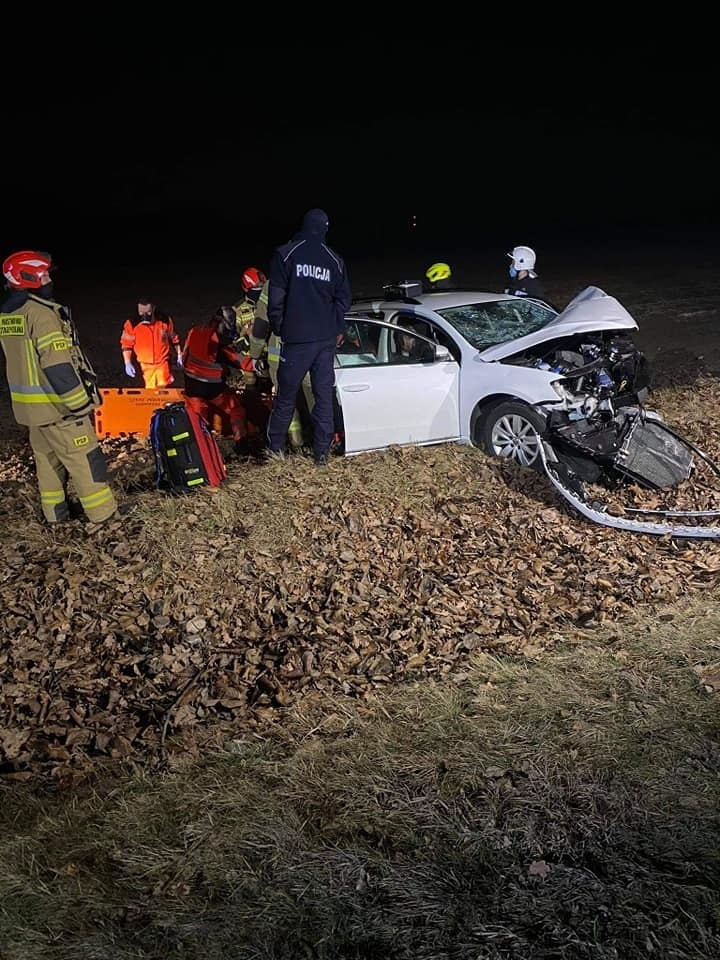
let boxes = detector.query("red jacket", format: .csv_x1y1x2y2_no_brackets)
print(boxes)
182,324,243,397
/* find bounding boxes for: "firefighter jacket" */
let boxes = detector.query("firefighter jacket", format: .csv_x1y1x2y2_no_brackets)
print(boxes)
248,280,271,361
182,324,244,399
120,311,180,365
267,210,351,344
0,290,100,427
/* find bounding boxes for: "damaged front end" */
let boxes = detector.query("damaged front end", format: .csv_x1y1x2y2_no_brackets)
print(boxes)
507,330,720,537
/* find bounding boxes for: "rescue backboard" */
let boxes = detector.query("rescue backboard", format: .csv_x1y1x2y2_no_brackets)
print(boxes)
94,387,186,438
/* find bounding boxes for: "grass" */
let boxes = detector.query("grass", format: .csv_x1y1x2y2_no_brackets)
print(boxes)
2,594,719,959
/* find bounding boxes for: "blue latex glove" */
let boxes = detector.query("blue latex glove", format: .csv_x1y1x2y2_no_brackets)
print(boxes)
124,362,136,378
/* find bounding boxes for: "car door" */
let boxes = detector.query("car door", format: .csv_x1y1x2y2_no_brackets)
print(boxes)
335,319,461,454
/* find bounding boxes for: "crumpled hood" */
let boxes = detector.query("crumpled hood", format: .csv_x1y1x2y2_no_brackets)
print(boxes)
300,208,329,240
478,286,638,361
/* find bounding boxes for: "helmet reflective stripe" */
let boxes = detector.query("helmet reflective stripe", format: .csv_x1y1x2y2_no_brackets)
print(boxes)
425,262,451,283
2,250,53,289
507,246,536,271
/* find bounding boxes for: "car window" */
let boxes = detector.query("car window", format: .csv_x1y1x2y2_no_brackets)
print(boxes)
336,319,437,367
436,298,556,351
393,311,462,362
336,319,382,366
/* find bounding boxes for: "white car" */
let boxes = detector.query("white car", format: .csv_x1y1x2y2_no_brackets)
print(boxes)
334,284,652,467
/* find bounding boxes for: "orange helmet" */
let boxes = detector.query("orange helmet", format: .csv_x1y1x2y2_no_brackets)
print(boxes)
241,266,266,292
3,250,53,289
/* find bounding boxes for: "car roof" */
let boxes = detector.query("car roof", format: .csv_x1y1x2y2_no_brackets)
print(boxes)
350,289,512,312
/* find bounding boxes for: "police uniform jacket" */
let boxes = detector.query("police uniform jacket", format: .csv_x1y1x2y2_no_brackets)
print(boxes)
0,290,99,427
267,209,351,344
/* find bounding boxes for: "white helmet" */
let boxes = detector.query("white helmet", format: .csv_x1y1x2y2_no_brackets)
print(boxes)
507,245,536,272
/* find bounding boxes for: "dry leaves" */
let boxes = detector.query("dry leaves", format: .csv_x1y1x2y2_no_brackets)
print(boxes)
2,381,720,784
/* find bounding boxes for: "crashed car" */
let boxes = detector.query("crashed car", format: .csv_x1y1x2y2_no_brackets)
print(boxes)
334,284,720,538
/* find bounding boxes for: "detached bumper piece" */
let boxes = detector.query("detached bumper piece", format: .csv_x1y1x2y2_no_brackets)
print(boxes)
539,416,720,539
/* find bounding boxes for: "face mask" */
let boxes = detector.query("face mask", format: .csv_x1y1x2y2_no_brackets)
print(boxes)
509,266,518,279
36,281,54,300
246,287,261,305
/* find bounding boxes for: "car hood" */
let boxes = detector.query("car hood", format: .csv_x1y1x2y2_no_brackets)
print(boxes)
478,286,638,361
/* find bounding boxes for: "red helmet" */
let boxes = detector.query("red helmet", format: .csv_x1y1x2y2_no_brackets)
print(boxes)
3,250,53,289
241,266,266,292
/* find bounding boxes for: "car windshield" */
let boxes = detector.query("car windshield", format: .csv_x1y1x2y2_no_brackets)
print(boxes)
436,298,557,350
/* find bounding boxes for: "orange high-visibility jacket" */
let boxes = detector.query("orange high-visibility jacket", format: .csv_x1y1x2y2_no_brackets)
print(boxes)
120,314,180,366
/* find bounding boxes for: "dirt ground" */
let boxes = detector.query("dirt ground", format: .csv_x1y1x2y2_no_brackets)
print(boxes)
1,238,718,443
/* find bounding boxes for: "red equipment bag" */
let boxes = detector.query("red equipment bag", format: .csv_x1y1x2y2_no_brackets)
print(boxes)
150,402,226,494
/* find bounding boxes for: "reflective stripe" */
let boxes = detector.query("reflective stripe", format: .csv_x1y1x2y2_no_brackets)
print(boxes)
79,487,114,509
36,331,67,350
40,489,66,504
9,384,87,406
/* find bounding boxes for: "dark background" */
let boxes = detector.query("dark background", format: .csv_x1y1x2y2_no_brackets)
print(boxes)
1,34,718,435
3,38,717,270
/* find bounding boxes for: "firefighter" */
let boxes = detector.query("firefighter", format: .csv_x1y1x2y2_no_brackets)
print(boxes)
120,297,183,388
181,306,248,453
0,250,120,524
424,262,453,291
234,266,270,391
246,278,314,452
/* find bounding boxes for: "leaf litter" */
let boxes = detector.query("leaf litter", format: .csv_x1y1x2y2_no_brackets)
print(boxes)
1,377,720,786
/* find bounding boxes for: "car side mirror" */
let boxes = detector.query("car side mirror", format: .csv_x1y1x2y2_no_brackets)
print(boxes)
434,344,452,362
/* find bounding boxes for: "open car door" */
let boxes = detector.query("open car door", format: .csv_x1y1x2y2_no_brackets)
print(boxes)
334,318,461,454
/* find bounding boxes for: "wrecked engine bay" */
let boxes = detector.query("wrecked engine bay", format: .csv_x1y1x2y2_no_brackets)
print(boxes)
506,332,720,538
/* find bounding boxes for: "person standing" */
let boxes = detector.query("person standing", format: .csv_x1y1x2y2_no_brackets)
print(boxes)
181,305,248,453
504,246,552,304
247,276,313,451
234,266,270,391
424,262,453,291
265,209,351,466
0,250,119,524
120,297,183,387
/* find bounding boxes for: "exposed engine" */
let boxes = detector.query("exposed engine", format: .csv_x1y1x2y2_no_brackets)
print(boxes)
505,332,668,483
509,333,720,537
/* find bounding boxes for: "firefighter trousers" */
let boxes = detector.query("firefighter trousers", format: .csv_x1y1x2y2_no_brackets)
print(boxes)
268,334,314,449
30,416,118,524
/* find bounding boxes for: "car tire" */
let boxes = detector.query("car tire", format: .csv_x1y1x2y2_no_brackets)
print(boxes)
478,401,547,470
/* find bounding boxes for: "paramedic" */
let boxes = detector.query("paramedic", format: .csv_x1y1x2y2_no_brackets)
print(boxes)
182,306,248,452
120,298,183,388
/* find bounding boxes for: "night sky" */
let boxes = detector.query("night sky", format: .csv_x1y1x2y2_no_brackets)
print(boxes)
4,38,717,271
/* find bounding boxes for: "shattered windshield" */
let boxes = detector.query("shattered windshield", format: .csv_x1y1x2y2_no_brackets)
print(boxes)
436,299,557,350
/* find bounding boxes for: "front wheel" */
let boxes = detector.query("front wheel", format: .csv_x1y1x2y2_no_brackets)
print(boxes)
478,401,546,469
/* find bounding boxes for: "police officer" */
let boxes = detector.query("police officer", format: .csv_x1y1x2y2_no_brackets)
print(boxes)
0,250,120,525
265,209,351,466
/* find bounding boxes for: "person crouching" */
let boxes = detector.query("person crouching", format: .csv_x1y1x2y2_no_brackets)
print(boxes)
181,306,248,453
